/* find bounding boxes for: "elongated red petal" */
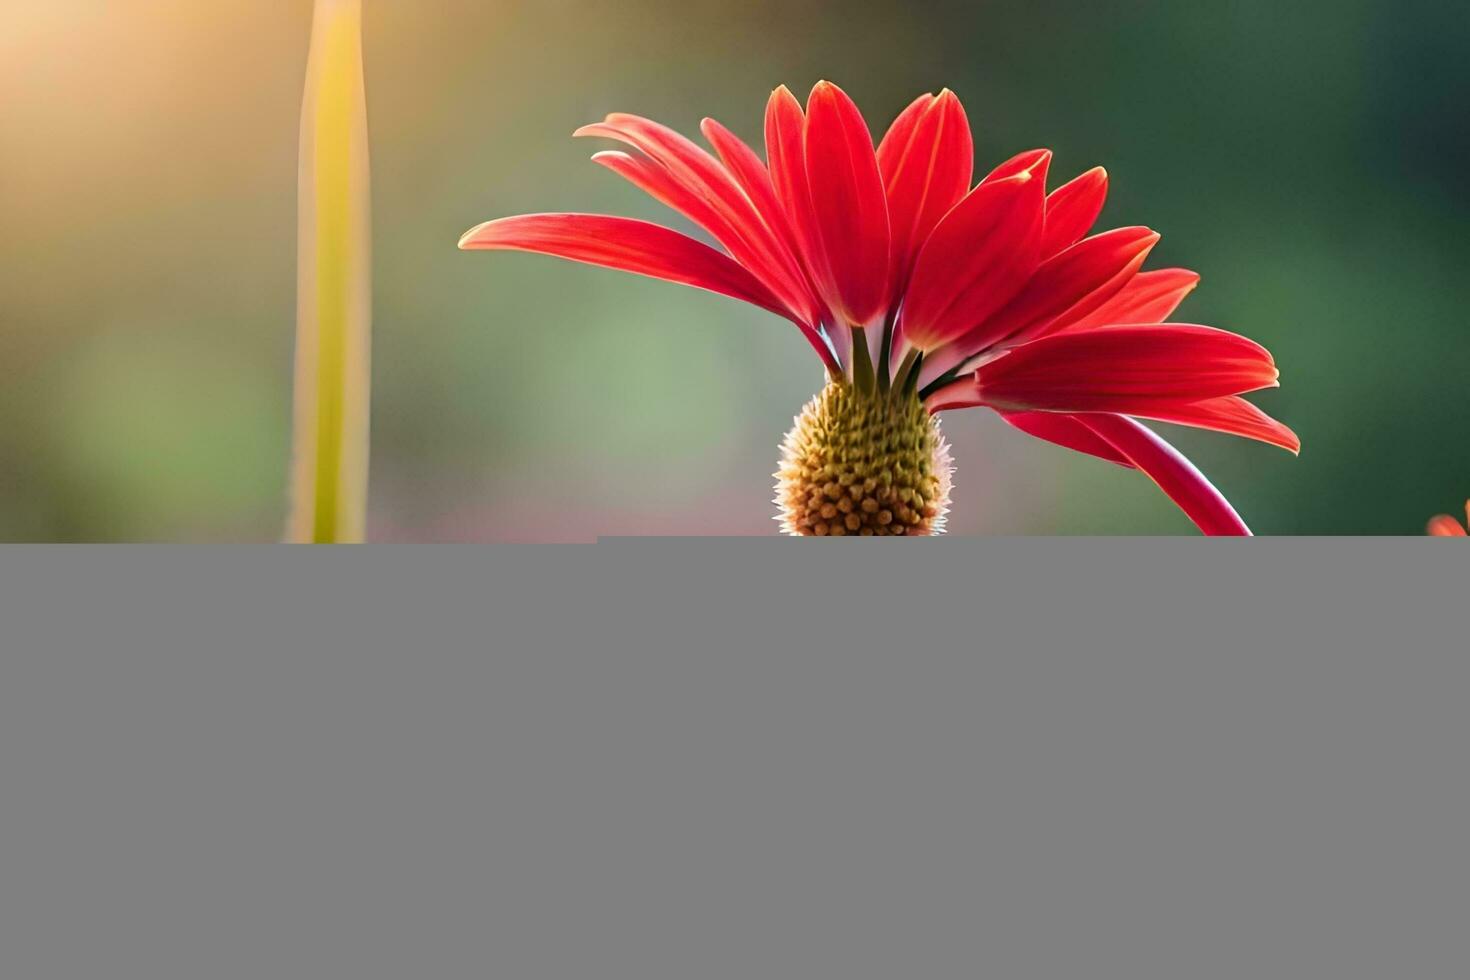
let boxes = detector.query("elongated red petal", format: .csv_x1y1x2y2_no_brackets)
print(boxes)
982,148,1052,187
577,114,760,231
590,150,739,253
975,324,1280,412
1427,501,1469,536
926,389,1255,534
766,86,836,318
1427,514,1468,536
922,374,985,413
803,80,891,325
700,117,782,213
876,94,934,171
897,172,1044,351
699,117,822,324
1041,167,1108,257
459,213,791,318
1124,395,1300,454
1061,268,1201,332
877,89,973,297
1075,415,1252,535
587,147,813,321
932,385,1296,455
461,213,840,372
959,226,1159,355
576,113,817,327
589,149,821,333
996,410,1136,467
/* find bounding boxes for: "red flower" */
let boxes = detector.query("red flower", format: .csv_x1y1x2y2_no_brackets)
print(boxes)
1427,500,1469,536
461,81,1297,535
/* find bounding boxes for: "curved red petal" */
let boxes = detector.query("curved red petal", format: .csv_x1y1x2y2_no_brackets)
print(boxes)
576,113,817,328
870,94,929,174
589,149,822,332
876,94,934,171
803,81,891,325
459,213,793,313
1061,268,1201,332
1041,167,1108,257
700,117,781,211
1427,515,1468,536
897,172,1045,351
960,225,1159,354
981,148,1051,187
922,374,984,413
464,214,799,310
766,86,836,320
699,117,823,325
878,89,974,298
461,213,839,371
1123,395,1300,454
996,410,1136,467
590,151,740,251
1074,415,1252,535
975,324,1281,411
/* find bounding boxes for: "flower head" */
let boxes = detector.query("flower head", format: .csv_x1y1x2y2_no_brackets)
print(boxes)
1427,500,1469,536
461,82,1298,535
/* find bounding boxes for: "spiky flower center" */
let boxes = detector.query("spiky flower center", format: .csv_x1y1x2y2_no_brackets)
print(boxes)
776,380,953,536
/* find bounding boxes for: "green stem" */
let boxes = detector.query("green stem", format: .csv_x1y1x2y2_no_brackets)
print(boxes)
849,325,876,395
876,307,898,395
890,348,920,399
901,351,925,398
287,0,372,543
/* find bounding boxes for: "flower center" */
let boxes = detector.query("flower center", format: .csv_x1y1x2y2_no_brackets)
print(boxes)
775,380,953,536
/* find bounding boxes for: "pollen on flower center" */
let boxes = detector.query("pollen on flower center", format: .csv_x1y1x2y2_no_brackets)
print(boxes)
775,381,953,536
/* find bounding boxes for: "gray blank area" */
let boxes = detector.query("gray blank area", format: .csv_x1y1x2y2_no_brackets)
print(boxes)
0,540,1465,979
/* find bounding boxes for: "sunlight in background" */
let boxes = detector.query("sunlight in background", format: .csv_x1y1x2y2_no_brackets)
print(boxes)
0,1,1465,538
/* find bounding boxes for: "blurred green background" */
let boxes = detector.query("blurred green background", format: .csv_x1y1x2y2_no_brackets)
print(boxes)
1,0,1466,539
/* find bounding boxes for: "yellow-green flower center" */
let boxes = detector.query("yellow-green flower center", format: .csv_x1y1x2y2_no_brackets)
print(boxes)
775,380,952,536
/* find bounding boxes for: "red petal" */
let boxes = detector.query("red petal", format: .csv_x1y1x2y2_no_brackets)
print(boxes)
576,113,817,327
975,324,1281,412
996,410,1136,467
700,117,781,213
700,121,815,265
803,81,891,325
699,117,817,310
877,89,974,297
1061,268,1201,332
458,212,795,308
1124,395,1300,454
982,148,1052,187
590,151,739,251
1074,415,1252,535
457,213,832,348
1427,514,1468,536
876,94,934,171
926,390,1255,533
959,225,1159,354
922,374,985,413
766,85,836,321
589,149,822,333
896,172,1045,351
1041,167,1108,257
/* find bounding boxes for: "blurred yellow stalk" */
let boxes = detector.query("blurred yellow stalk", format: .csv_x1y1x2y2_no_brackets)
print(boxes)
287,0,371,542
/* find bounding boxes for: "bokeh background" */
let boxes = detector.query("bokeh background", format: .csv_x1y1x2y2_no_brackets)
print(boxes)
2,0,1466,540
